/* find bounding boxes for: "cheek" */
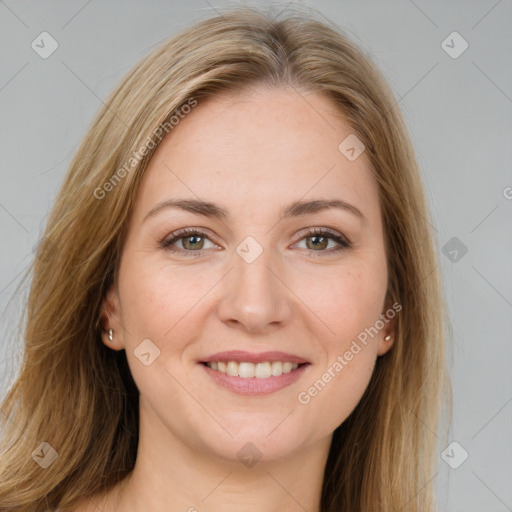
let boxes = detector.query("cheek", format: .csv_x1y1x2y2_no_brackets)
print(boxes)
118,258,217,341
296,319,379,437
299,355,376,436
116,259,213,408
292,261,386,430
297,259,387,344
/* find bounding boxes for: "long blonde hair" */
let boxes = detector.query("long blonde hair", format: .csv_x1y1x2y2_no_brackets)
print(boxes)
0,5,451,511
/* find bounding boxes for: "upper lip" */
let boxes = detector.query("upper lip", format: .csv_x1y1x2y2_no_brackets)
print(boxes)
200,350,310,365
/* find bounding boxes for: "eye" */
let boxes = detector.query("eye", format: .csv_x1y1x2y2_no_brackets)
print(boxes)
292,227,351,256
160,228,217,256
160,227,351,257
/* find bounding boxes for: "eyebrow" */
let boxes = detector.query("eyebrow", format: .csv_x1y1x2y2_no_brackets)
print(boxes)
143,198,366,224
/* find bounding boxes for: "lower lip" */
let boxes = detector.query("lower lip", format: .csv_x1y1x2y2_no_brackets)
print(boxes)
200,363,310,395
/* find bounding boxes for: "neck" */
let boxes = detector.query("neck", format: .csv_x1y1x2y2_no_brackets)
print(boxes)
112,399,332,512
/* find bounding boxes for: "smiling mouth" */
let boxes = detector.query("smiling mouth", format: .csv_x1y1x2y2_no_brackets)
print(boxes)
201,361,308,379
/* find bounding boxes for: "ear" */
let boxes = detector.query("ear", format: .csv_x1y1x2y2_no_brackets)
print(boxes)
99,283,125,351
376,302,399,356
377,329,395,356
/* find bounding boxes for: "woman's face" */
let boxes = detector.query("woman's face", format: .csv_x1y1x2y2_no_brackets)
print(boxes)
103,86,394,464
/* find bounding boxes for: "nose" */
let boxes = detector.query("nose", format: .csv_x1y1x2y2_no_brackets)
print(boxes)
216,245,293,334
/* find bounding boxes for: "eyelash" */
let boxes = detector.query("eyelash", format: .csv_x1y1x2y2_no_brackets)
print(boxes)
160,227,351,257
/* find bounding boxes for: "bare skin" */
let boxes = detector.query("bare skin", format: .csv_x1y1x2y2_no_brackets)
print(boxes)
71,86,395,512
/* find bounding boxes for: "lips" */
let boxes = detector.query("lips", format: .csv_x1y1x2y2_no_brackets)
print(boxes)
201,362,309,395
198,350,311,395
200,350,309,365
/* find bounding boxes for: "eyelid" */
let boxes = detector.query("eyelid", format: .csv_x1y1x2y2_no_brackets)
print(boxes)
160,227,220,250
160,226,351,256
292,226,351,245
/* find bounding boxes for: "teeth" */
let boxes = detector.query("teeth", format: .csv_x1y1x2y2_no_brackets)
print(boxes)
226,361,238,377
282,362,293,373
271,361,282,376
206,361,300,378
255,362,271,378
239,362,255,378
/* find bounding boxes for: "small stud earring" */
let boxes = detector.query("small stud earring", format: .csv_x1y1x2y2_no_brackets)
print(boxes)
108,328,113,342
384,334,391,341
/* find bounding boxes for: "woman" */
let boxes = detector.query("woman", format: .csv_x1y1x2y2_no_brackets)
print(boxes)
0,5,451,511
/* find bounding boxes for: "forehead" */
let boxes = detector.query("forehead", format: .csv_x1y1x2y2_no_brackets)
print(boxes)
132,86,380,225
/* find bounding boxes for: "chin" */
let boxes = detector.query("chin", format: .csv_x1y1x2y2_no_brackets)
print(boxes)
194,420,312,465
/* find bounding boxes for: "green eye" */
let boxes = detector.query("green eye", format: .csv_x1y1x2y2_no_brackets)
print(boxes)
161,227,351,257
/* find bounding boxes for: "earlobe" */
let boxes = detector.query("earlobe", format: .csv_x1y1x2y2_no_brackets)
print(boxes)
99,284,125,350
377,332,395,356
377,297,398,356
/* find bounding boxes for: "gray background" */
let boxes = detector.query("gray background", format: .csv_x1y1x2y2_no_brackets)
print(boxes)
1,1,511,510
